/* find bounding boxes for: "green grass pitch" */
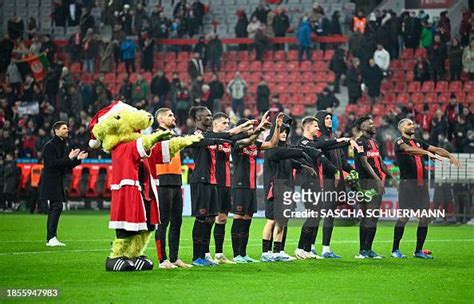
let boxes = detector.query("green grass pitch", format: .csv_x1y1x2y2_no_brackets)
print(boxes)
0,212,473,303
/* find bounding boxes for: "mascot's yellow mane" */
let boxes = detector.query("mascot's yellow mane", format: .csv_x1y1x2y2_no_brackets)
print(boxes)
91,108,154,153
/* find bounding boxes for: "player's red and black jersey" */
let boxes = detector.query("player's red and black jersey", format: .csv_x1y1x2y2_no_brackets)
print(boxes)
395,136,429,185
189,128,231,185
296,136,338,189
354,135,385,181
231,141,263,190
216,142,232,187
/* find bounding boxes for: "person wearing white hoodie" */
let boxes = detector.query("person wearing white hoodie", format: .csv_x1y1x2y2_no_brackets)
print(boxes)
373,43,390,75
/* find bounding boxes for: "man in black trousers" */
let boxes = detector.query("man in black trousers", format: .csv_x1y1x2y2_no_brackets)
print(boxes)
40,121,88,247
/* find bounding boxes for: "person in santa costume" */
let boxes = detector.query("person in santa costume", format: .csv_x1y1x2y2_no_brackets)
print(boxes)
88,101,202,271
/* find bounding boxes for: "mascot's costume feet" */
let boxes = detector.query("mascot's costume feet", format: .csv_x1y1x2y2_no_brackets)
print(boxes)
88,101,202,271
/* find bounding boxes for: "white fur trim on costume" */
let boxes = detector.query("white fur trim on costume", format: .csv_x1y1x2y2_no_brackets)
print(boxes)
161,140,171,163
108,221,148,231
136,137,150,158
110,179,142,191
98,101,137,123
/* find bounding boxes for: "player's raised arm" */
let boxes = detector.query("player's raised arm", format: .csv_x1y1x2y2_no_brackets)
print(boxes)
427,145,460,167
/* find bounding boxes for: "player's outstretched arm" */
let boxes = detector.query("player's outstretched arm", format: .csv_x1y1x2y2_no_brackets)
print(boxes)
260,112,283,150
399,142,440,159
427,145,460,167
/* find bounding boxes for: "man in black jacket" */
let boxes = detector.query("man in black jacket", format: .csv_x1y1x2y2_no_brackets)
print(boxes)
40,121,88,247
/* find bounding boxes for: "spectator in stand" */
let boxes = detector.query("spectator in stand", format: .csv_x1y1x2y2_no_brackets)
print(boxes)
316,87,340,111
80,7,95,37
256,77,270,115
437,11,451,43
201,84,211,109
401,11,416,49
134,3,149,35
349,29,364,58
29,35,42,55
235,9,249,50
444,94,462,141
120,36,136,74
416,104,432,132
352,9,367,34
430,109,447,145
67,0,82,26
449,38,463,81
462,39,474,80
132,74,149,104
413,57,431,83
207,33,223,72
266,8,275,39
329,47,347,93
151,70,171,109
330,11,342,35
194,36,208,67
268,94,284,120
254,26,269,62
429,34,448,82
462,106,474,126
82,29,98,73
3,153,20,212
189,75,204,106
6,60,22,95
373,43,390,76
120,4,133,35
420,20,433,49
297,16,312,62
208,73,224,113
68,27,82,64
187,52,204,82
247,16,262,40
1,130,16,156
52,0,67,28
41,35,56,66
8,16,25,40
453,115,472,152
140,32,154,73
272,6,290,50
309,3,325,31
176,82,190,125
459,9,472,47
119,75,133,102
99,37,113,73
347,57,362,104
170,72,181,112
363,53,384,99
227,71,247,117
112,24,124,70
186,1,204,37
462,130,474,153
173,0,188,19
251,2,270,24
0,34,14,74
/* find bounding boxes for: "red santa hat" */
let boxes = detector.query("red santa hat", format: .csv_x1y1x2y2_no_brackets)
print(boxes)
88,100,137,149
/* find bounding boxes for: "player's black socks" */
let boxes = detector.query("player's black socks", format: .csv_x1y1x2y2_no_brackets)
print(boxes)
322,217,334,246
281,226,288,251
365,227,377,251
392,220,406,252
201,219,213,258
415,225,428,253
359,224,367,251
231,219,243,257
298,227,312,250
273,241,283,253
214,223,226,254
192,219,202,261
262,239,272,252
240,220,251,257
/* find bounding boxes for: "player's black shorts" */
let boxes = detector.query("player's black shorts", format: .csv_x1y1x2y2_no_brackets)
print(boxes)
232,188,257,215
358,179,383,209
265,181,294,220
398,180,430,211
191,182,218,217
217,186,232,214
301,185,323,211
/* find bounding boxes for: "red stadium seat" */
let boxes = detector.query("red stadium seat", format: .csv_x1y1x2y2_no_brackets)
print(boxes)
286,61,299,72
238,61,249,71
401,48,414,59
315,83,327,94
396,93,409,104
448,81,462,92
274,73,287,82
274,51,285,61
414,48,427,58
262,61,273,71
274,61,286,72
287,72,301,82
381,81,393,92
463,81,474,91
275,83,288,94
407,81,420,92
70,63,81,74
292,105,305,116
406,70,415,81
263,51,273,61
225,61,237,72
327,71,335,82
315,73,326,82
81,73,94,84
382,92,396,104
467,93,474,104
292,93,303,104
238,51,249,61
392,70,404,82
289,83,302,92
421,81,434,92
390,60,402,70
249,61,262,71
402,60,415,71
311,50,323,61
164,52,176,62
438,92,450,103
323,49,335,61
411,92,424,103
300,61,312,71
455,92,466,102
177,52,189,62
425,92,438,103
302,94,314,105
104,73,116,83
164,62,176,73
287,50,298,61
394,82,406,93
435,81,448,92
313,61,327,71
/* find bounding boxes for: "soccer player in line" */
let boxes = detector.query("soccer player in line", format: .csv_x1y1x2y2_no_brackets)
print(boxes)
230,112,283,263
294,116,357,259
152,108,192,269
187,106,254,267
353,116,397,259
392,118,459,259
314,110,360,258
262,114,317,262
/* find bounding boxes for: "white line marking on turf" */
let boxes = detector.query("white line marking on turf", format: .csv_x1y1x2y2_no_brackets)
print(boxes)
1,239,473,256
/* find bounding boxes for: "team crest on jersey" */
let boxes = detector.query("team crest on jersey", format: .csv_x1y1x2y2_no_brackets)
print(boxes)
243,146,258,156
367,151,380,157
301,140,309,145
397,139,403,145
218,144,231,153
194,129,203,135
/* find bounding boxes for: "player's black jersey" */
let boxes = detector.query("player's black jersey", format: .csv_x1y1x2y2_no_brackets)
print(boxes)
231,141,263,190
216,142,232,188
395,136,429,184
354,135,385,180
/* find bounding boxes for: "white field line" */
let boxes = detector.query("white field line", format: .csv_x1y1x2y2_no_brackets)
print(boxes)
0,239,473,256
